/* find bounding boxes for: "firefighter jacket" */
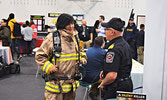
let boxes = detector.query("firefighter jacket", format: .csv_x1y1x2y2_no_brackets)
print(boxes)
35,29,86,93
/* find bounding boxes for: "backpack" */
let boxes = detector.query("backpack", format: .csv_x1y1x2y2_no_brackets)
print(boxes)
10,63,20,74
11,21,22,36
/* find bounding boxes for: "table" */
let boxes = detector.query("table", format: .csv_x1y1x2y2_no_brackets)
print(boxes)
131,59,143,93
0,46,13,65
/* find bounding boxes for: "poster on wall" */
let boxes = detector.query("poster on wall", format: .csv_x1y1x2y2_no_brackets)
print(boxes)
48,13,61,26
30,15,45,32
48,13,61,32
72,14,84,26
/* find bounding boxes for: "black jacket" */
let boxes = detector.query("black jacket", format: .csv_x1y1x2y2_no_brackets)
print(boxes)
77,26,92,41
136,30,145,47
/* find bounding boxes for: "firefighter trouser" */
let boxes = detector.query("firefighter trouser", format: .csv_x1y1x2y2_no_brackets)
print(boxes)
44,90,76,100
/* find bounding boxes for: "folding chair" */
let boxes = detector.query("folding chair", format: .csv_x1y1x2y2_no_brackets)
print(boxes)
79,81,102,100
78,65,102,100
35,66,40,78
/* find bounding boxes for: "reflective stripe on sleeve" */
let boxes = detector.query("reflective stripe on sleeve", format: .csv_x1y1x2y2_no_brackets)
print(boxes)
43,61,53,74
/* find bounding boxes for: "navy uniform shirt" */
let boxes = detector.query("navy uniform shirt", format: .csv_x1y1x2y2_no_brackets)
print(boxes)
123,23,138,41
103,36,132,79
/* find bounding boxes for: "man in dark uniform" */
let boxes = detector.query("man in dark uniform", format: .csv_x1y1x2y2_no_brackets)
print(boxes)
123,18,138,60
99,18,133,99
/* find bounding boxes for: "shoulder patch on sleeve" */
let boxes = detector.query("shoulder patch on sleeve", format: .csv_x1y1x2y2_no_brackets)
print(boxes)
106,52,115,63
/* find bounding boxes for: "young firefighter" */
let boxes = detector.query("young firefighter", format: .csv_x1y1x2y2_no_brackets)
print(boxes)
35,13,87,100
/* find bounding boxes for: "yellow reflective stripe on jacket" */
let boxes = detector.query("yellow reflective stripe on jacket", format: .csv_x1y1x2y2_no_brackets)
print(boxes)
73,81,80,91
61,84,72,92
45,81,79,93
56,53,79,61
45,82,72,93
45,85,60,93
43,61,53,74
76,81,79,87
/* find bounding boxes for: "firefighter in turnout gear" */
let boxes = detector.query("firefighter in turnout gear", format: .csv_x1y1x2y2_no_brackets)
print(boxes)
35,13,87,100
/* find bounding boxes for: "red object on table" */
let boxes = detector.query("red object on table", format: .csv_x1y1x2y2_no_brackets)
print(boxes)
35,38,44,47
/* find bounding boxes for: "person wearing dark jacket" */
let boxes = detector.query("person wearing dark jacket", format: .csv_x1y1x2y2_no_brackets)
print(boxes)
136,24,145,64
77,19,93,49
123,18,138,60
0,19,11,46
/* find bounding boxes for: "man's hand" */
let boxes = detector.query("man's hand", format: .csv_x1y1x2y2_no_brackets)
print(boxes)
89,40,93,44
100,71,103,79
98,82,104,91
51,65,58,72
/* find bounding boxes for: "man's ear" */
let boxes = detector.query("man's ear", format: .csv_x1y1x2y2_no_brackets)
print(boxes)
111,30,115,36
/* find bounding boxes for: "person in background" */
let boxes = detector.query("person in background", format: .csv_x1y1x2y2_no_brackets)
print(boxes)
17,22,26,57
99,17,133,99
22,20,33,55
16,22,24,60
136,24,145,64
95,15,109,49
77,19,93,49
96,15,105,37
8,13,21,60
123,18,138,60
29,20,37,54
92,20,100,46
81,36,106,100
0,19,11,46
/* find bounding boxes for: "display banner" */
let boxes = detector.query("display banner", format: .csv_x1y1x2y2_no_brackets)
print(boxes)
72,14,84,26
30,15,45,31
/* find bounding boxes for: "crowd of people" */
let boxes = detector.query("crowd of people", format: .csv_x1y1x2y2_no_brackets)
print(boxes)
76,15,145,64
35,13,145,100
0,13,37,61
0,12,145,100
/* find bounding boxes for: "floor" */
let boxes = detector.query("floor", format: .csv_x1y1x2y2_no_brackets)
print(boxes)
0,55,96,100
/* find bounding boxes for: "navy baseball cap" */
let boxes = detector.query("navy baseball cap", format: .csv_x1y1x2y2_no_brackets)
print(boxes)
101,17,125,32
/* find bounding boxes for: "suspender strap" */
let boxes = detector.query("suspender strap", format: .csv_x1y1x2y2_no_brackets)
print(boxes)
52,30,62,65
74,35,80,65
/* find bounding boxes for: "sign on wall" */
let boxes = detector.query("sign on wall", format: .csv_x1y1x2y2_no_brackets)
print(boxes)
30,15,45,31
72,14,84,26
48,13,61,26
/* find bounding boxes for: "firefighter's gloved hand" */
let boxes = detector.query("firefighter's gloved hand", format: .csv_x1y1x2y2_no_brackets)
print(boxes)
51,65,58,72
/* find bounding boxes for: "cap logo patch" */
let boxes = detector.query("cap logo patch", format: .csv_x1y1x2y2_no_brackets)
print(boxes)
106,52,115,63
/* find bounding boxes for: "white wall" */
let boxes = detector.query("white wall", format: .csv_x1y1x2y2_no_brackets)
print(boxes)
0,0,145,26
143,0,167,100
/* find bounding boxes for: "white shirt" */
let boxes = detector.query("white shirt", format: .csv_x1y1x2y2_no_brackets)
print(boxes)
22,27,33,41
